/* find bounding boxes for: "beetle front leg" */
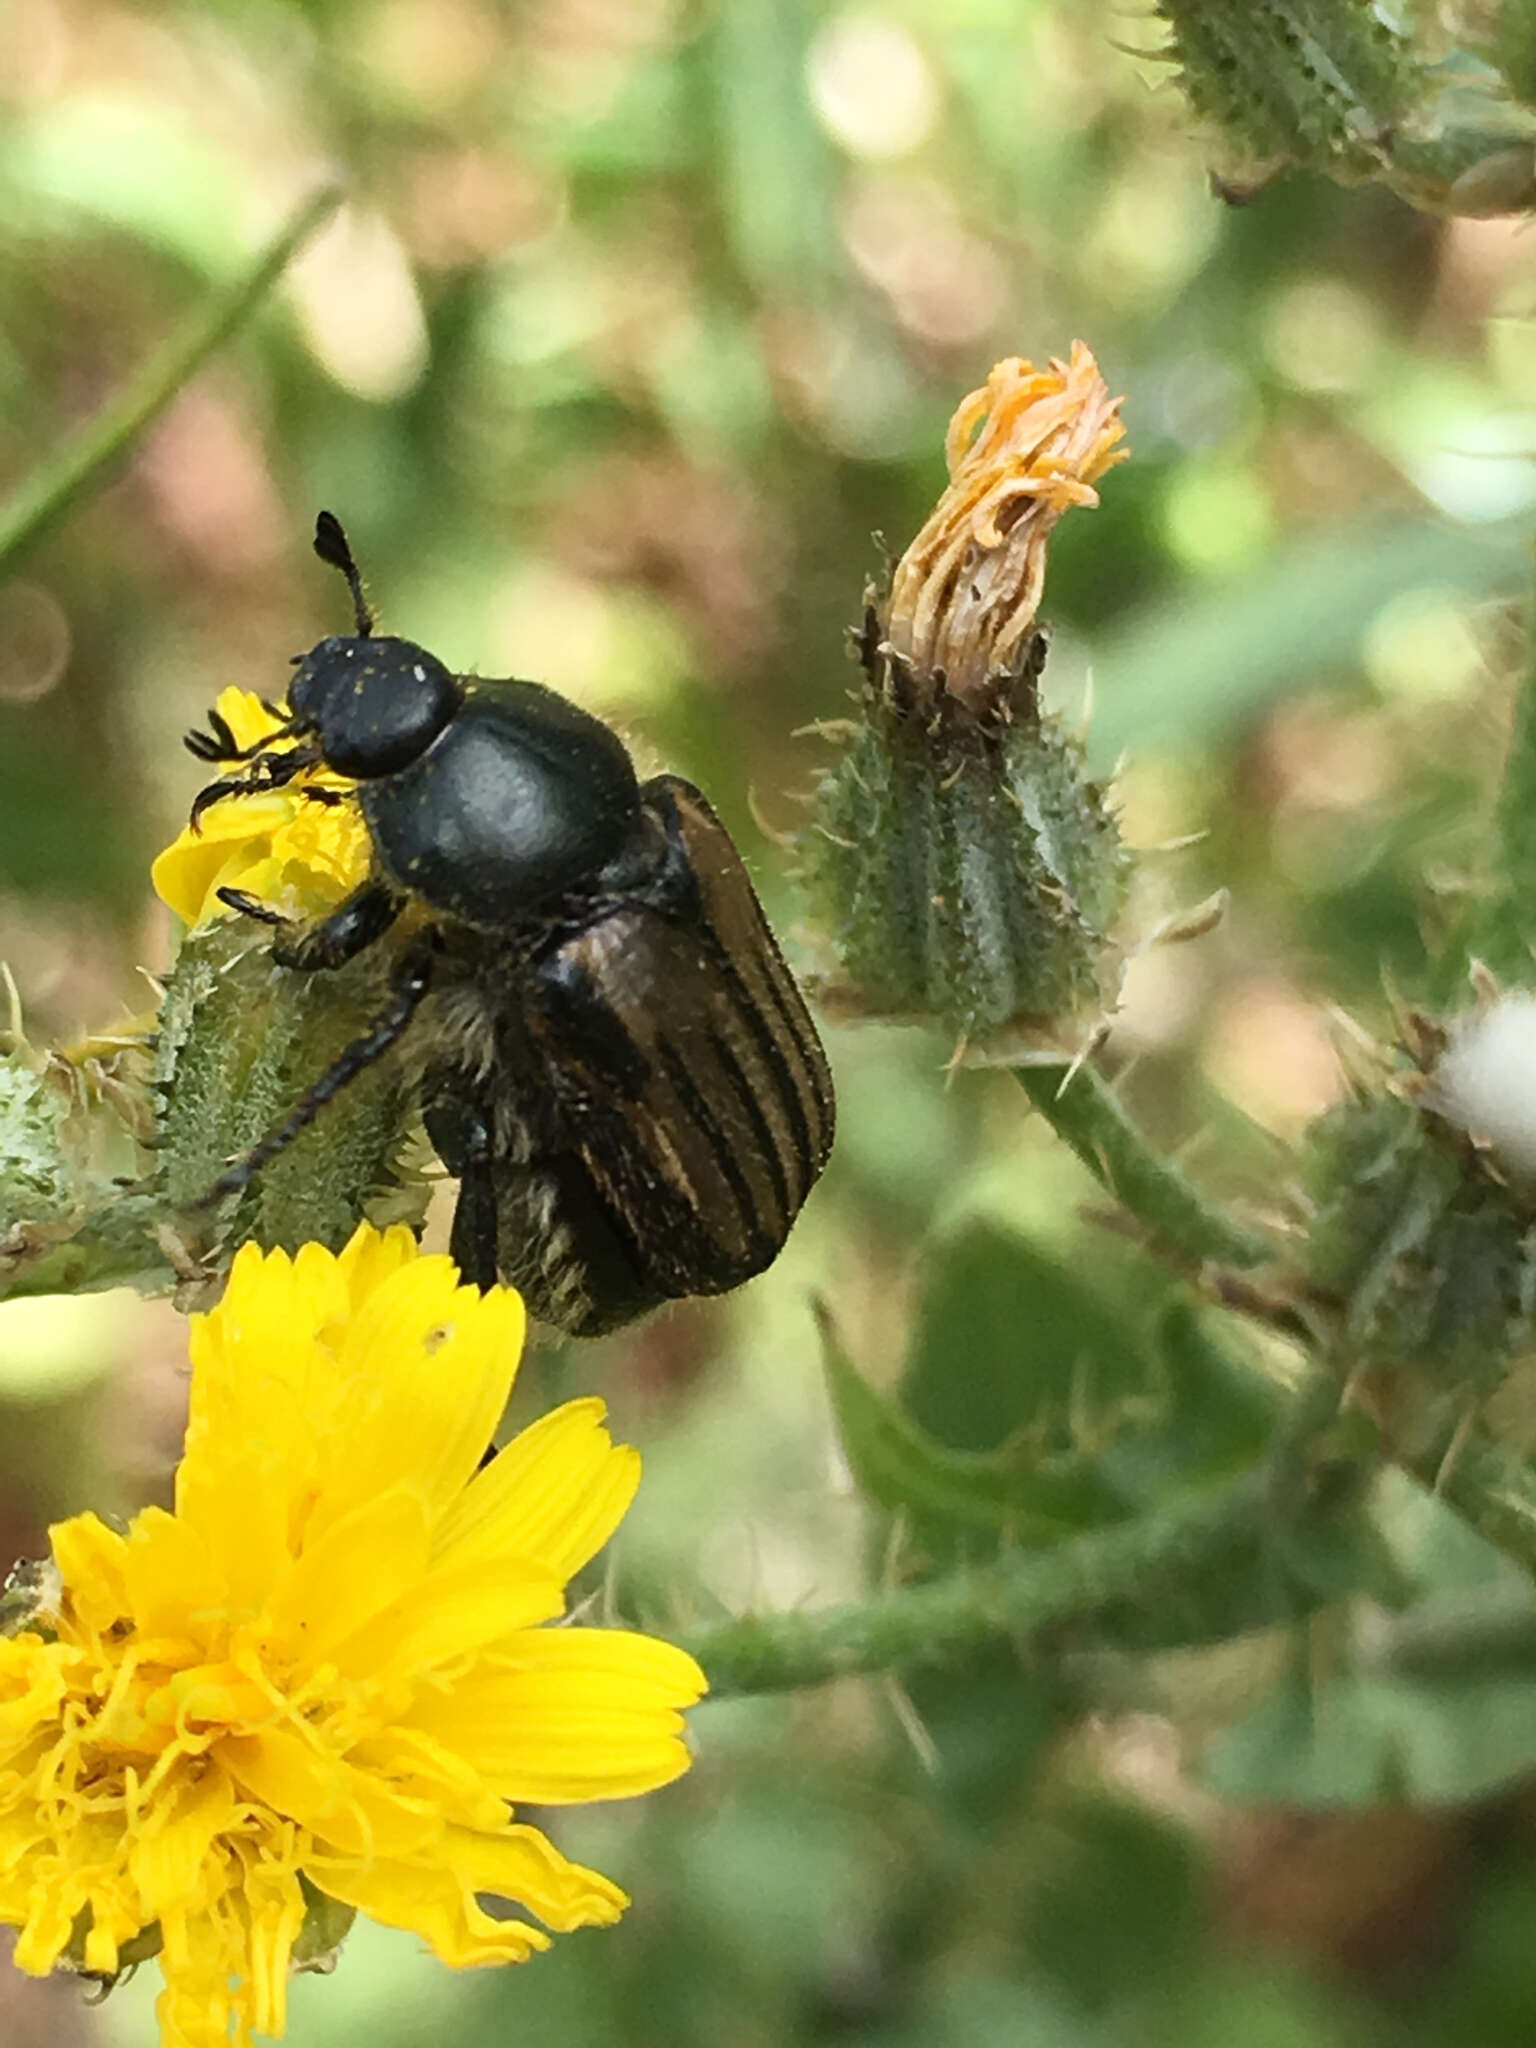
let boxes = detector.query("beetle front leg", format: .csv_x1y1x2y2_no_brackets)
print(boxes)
271,880,406,973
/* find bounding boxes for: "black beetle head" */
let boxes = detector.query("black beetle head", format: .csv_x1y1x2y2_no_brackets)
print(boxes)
288,634,461,778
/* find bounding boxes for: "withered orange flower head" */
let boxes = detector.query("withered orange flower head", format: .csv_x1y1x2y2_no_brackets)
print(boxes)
885,343,1128,707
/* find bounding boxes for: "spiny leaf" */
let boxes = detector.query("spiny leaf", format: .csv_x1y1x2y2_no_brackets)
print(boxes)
817,1300,1126,1547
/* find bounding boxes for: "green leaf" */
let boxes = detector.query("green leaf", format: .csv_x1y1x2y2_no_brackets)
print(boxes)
698,0,835,292
902,1219,1152,1455
818,1302,1127,1549
1205,1659,1536,1807
1087,518,1530,766
1097,1299,1283,1503
4,94,244,276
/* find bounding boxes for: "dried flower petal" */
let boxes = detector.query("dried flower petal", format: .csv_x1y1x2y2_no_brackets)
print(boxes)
885,343,1127,705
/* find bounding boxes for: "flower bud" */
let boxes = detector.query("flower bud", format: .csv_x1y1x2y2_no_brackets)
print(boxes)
1158,0,1413,188
798,346,1130,1052
1302,992,1536,1461
153,917,425,1255
149,687,427,1257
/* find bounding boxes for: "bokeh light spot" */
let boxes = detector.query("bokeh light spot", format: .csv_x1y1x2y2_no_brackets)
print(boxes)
1263,276,1385,394
1160,461,1275,574
1363,587,1486,703
808,11,939,161
0,582,70,704
286,205,430,401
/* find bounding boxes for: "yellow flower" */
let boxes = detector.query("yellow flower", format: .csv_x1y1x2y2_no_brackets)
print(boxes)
151,689,371,931
0,1226,705,2047
886,342,1129,706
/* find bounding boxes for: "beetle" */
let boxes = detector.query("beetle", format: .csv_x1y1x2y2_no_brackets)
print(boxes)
186,511,835,1335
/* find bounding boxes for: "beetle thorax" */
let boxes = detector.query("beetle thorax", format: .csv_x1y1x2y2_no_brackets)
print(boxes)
361,679,643,929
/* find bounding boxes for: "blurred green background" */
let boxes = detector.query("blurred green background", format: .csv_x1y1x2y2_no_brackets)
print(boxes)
5,0,1536,2042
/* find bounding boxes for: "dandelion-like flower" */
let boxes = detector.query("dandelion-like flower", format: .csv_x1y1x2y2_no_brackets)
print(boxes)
0,1225,705,2046
885,342,1127,707
152,689,370,930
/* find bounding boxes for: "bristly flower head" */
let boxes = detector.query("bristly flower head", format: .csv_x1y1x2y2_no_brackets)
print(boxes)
0,1225,705,2046
152,689,369,931
885,344,1127,709
798,344,1131,1050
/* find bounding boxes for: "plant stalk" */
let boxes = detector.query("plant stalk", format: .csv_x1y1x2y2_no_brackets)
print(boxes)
681,1468,1269,1698
1014,1062,1272,1271
0,185,341,573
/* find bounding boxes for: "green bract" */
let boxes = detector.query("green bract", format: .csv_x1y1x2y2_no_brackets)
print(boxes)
800,620,1127,1049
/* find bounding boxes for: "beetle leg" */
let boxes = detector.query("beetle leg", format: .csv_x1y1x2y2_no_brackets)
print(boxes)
272,880,405,973
183,709,241,763
184,708,295,764
191,943,433,1210
189,743,322,830
446,1102,501,1292
216,887,291,929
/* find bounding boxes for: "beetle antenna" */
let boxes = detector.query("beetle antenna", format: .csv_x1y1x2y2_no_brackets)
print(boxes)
313,510,374,636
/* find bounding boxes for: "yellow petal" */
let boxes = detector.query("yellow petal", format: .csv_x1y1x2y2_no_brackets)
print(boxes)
119,1504,230,1644
344,1724,512,1829
177,1241,359,1594
306,1849,553,1968
48,1511,131,1633
335,1219,425,1309
264,1486,433,1664
329,1555,564,1682
0,1635,75,1754
242,1851,308,2039
404,1629,706,1803
127,1766,238,1918
151,689,369,931
431,1397,640,1582
209,687,288,754
10,1883,77,1976
150,797,299,929
443,1821,628,1931
219,1728,442,1861
306,1260,524,1537
156,1896,249,2048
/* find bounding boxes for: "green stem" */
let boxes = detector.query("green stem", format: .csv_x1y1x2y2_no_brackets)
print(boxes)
1013,1063,1272,1271
1468,550,1536,984
681,1469,1266,1697
0,186,341,573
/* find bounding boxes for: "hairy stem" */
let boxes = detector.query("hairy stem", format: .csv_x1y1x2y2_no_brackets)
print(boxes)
681,1468,1272,1697
1014,1062,1272,1271
1468,554,1536,985
0,186,341,573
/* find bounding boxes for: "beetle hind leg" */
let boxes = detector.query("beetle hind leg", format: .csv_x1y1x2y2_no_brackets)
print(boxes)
442,1101,501,1293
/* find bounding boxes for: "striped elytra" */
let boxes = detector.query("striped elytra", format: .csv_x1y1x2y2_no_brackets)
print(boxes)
422,777,835,1336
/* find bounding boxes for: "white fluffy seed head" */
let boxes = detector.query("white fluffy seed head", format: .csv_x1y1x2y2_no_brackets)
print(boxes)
1429,993,1536,1178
